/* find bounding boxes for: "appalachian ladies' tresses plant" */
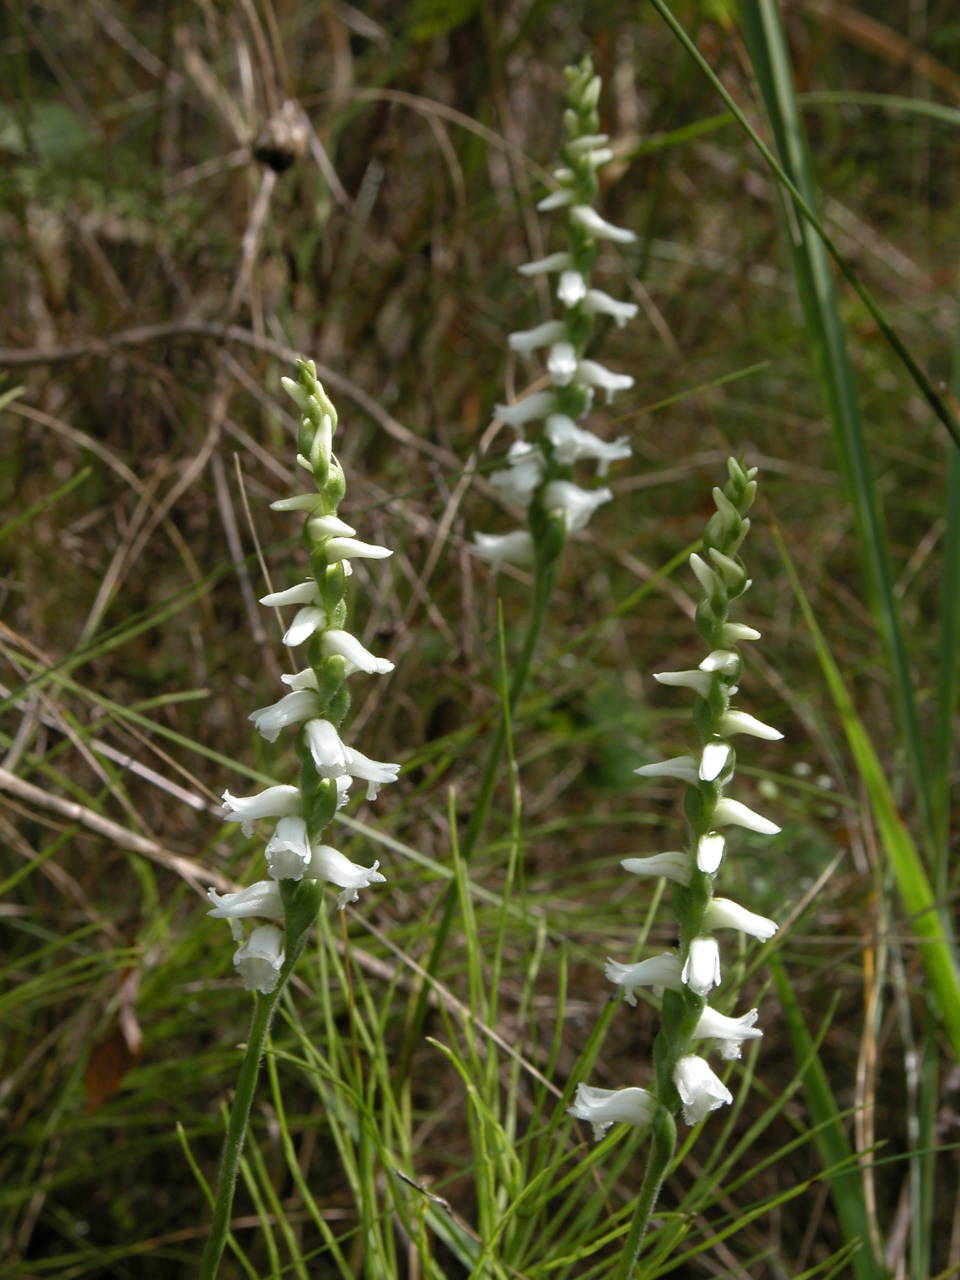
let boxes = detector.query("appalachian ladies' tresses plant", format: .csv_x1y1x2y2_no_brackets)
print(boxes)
199,359,398,1278
568,460,780,1274
474,53,636,574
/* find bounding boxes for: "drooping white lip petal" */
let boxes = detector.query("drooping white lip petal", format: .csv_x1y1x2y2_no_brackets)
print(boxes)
221,785,300,836
489,442,545,507
342,745,400,801
494,392,554,430
583,289,638,327
321,628,394,675
265,816,313,880
706,896,778,941
682,937,722,997
620,851,691,885
517,251,573,276
720,710,783,741
604,952,683,1003
282,606,327,648
673,1055,733,1125
306,843,386,909
508,320,566,353
557,270,587,306
568,1083,656,1141
694,1006,762,1059
699,649,739,674
570,205,636,244
653,668,713,698
232,924,285,994
281,668,319,691
207,880,284,921
699,742,731,782
472,531,535,567
324,537,392,562
544,480,612,532
260,581,320,608
547,342,578,386
544,415,631,475
696,832,726,873
634,756,699,785
576,359,634,403
713,797,781,835
248,689,321,742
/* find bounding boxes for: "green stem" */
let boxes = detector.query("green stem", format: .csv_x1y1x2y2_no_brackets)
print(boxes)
397,553,557,1081
616,1107,677,1279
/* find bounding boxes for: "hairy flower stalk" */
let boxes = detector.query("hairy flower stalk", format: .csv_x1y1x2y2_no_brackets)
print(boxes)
199,359,397,1278
567,461,780,1277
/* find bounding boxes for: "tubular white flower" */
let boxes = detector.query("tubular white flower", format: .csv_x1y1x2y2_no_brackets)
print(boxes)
537,188,576,211
620,851,691,884
721,621,762,645
321,629,394,676
342,745,401,801
567,132,609,154
306,843,386,908
265,816,313,880
699,742,731,782
517,251,573,276
705,897,778,941
682,937,722,997
689,551,721,596
699,649,739,675
472,530,536,567
305,718,349,777
713,796,781,835
283,606,327,648
259,582,320,607
489,442,544,506
547,342,578,386
544,480,612,532
652,668,713,697
576,359,634,403
674,1055,733,1125
557,270,588,306
694,1006,762,1060
221,785,300,837
249,689,321,743
269,493,325,514
324,537,393,562
508,320,566,353
570,205,636,243
544,415,631,475
720,710,783,741
582,289,638,326
696,832,726,874
568,1084,657,1141
494,392,554,430
281,668,318,691
207,881,284,936
635,755,699,784
308,514,356,537
233,924,285,994
605,952,683,1004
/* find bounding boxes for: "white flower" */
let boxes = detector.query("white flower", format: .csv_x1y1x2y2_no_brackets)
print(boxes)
720,710,783,741
689,551,721,596
699,649,739,675
517,251,573,276
248,689,320,742
342,745,401,801
567,132,609,155
489,442,544,506
307,514,357,538
207,882,284,940
699,742,731,782
324,537,393,562
544,480,612,532
305,718,349,776
547,342,578,386
472,530,535,567
620,851,691,885
306,844,386,908
269,493,324,514
544,415,631,475
233,924,285,994
576,359,634,403
570,205,636,244
634,755,699,784
682,937,722,997
557,271,587,306
605,952,682,1004
259,582,320,607
705,897,778,941
582,289,638,326
494,392,554,430
508,320,566,353
652,668,713,698
221,784,300,837
696,832,726,873
282,606,327,648
713,797,781,835
321,629,394,676
674,1055,733,1125
265,816,313,880
281,668,318,691
537,188,576,211
568,1084,657,1141
694,1006,763,1060
720,622,761,645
